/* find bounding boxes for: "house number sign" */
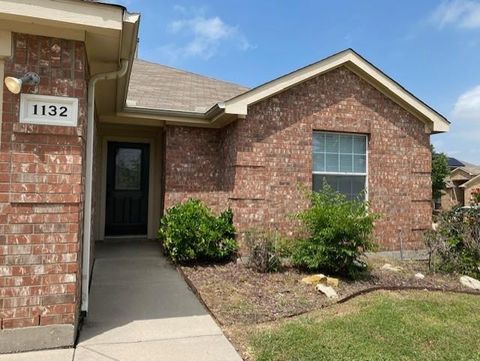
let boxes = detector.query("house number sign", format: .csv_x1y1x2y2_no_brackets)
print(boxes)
19,94,79,127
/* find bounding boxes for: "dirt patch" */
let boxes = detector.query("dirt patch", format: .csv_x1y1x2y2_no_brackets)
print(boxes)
180,255,479,360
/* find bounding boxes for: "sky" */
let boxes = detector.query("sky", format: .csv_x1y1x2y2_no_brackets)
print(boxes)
107,0,480,164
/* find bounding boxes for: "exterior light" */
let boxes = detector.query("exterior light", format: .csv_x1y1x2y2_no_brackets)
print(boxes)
4,72,40,94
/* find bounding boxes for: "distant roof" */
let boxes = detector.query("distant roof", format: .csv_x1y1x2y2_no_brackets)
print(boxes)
448,157,466,168
462,165,480,176
126,59,249,113
449,157,480,176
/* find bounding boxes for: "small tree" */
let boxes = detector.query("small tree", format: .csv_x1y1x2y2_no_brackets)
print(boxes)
431,145,449,201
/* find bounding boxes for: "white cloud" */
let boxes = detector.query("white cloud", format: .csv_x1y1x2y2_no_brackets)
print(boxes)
160,8,252,61
431,0,480,28
442,84,480,160
453,85,480,120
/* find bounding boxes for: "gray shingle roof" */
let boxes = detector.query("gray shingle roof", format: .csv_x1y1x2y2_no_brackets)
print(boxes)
126,59,249,113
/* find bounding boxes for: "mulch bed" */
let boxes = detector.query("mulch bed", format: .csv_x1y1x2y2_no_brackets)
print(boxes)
179,255,479,327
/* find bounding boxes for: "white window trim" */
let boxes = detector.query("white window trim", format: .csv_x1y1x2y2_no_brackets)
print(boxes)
312,131,369,200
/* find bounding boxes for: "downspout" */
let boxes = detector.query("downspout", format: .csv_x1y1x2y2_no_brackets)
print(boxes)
82,59,129,312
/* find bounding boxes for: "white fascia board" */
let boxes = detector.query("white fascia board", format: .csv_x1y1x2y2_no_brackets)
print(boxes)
0,0,123,32
222,49,450,133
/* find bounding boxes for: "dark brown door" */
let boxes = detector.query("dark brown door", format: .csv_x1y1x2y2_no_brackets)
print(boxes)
105,142,150,236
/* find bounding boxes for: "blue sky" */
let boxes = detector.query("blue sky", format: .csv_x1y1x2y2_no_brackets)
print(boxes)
109,0,480,163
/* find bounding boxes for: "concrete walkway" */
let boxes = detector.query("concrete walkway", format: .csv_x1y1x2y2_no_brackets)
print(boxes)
0,240,242,361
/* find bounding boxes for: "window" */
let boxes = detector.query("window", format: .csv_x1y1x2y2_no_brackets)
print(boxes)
115,148,142,190
312,132,367,200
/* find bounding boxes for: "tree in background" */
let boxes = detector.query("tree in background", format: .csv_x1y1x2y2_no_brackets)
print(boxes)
431,145,449,201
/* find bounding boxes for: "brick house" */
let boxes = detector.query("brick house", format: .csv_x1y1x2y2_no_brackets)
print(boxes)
441,158,480,209
0,0,449,353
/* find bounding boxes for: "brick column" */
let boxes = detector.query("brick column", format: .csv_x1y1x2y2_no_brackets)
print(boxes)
0,33,87,352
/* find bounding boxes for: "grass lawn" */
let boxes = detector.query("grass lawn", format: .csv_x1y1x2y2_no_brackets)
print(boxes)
249,291,480,361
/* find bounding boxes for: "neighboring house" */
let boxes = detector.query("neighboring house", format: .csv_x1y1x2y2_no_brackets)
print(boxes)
441,157,480,209
0,0,449,354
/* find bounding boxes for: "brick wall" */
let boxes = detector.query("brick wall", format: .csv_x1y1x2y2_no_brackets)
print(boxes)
164,66,432,250
0,34,87,329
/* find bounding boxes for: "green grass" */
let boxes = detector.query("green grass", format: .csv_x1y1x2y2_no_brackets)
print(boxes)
250,291,480,361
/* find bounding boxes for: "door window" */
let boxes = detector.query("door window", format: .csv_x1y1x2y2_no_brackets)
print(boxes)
115,148,142,190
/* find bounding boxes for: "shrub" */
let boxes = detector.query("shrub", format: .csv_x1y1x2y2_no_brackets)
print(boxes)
425,206,480,278
292,183,378,278
244,229,282,273
159,199,238,263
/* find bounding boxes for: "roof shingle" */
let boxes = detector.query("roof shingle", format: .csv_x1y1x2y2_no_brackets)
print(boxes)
126,59,249,113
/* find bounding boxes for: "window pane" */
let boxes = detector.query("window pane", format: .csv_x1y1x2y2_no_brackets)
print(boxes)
352,176,366,197
353,136,366,154
339,135,353,153
313,174,366,200
325,134,339,153
339,154,353,172
338,176,351,195
115,148,142,190
326,153,339,172
313,133,325,153
353,154,366,173
313,153,325,172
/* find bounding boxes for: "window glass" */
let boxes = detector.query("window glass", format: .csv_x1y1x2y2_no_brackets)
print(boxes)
312,132,367,199
325,153,339,172
313,174,366,200
339,154,353,172
353,136,366,154
353,154,367,173
339,135,353,153
313,133,325,153
115,148,142,190
313,153,325,172
325,134,339,153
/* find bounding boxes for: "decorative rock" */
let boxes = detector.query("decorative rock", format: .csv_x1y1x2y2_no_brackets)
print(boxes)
414,273,425,280
315,284,338,299
460,275,480,290
381,263,402,272
301,274,340,287
302,274,327,285
325,277,339,287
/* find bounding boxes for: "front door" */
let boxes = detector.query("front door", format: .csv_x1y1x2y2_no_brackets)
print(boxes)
105,142,150,236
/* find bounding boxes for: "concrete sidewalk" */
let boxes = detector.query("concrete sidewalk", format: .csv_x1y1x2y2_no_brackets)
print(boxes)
0,241,242,361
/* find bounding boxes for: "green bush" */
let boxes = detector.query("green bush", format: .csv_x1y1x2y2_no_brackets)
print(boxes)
425,206,480,278
292,183,378,278
159,199,238,263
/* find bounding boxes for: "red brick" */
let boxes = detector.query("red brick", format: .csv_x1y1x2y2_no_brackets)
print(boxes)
164,66,432,251
2,317,38,329
1,33,86,331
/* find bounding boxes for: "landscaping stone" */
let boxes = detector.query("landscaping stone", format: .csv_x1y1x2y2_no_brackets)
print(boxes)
301,274,339,287
381,263,403,272
415,273,425,280
325,277,340,287
302,274,327,285
315,284,338,299
460,275,480,290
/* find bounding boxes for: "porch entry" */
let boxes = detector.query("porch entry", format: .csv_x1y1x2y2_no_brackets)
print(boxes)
105,141,150,236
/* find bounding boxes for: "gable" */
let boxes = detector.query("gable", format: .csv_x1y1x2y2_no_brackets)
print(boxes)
221,49,449,133
462,174,480,189
450,168,474,181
